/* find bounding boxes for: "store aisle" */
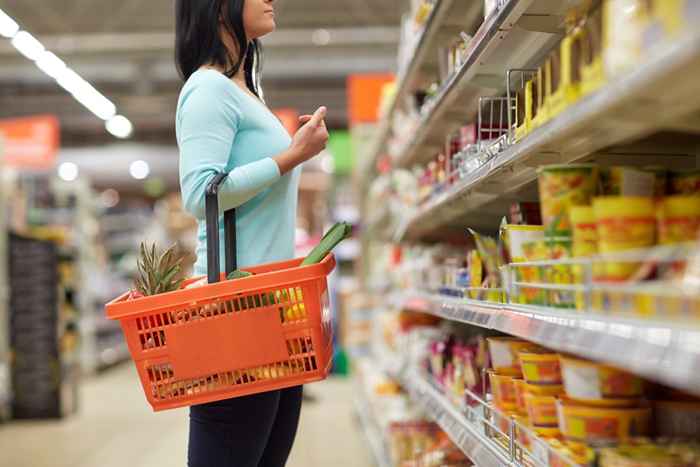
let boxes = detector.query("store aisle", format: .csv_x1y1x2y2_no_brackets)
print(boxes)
0,364,371,467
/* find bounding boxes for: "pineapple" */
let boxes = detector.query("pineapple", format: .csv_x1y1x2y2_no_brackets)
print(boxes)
134,242,186,297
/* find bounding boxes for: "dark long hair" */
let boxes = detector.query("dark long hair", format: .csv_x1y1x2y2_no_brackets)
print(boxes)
175,0,263,97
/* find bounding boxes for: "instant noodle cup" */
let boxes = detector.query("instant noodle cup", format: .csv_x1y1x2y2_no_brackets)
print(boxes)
570,206,597,257
538,164,598,238
657,195,700,244
556,399,651,446
600,166,655,197
559,356,644,404
524,382,564,397
489,370,518,411
545,236,576,308
519,349,562,384
593,196,655,281
519,240,550,305
566,441,596,466
487,337,540,376
525,393,559,427
671,169,700,195
514,378,528,415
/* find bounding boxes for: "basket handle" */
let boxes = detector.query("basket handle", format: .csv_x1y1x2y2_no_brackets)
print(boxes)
205,173,237,284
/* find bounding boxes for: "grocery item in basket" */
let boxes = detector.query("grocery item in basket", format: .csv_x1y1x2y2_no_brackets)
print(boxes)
302,222,352,265
489,371,518,411
559,356,644,404
519,349,562,385
487,337,540,376
134,242,186,297
601,167,656,197
671,169,700,195
557,399,651,446
593,196,656,281
525,393,559,427
657,196,700,245
538,164,598,238
654,400,700,438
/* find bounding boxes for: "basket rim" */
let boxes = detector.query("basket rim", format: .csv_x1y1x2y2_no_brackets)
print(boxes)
105,254,335,321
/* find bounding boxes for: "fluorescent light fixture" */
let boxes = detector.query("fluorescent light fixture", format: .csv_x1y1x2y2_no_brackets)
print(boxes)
129,160,150,180
312,28,331,46
0,9,19,38
11,31,45,61
58,162,79,182
100,189,120,208
106,115,133,139
35,51,66,79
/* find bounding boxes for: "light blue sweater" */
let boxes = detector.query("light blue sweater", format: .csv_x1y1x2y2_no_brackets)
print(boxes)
176,69,300,275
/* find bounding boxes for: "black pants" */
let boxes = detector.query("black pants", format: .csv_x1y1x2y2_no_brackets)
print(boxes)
188,386,303,467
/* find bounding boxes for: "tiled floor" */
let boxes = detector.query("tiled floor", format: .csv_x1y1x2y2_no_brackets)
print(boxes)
0,363,372,467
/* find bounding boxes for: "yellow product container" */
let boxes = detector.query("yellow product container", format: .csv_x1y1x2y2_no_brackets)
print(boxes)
593,196,656,281
513,414,533,449
489,371,518,411
520,240,550,305
603,0,652,77
570,206,597,257
560,356,644,404
546,237,576,309
487,337,540,377
468,249,483,300
648,0,686,40
524,382,565,397
580,4,606,96
519,350,563,385
525,393,559,427
538,164,598,238
514,378,528,415
657,196,700,244
599,442,693,467
547,26,584,118
653,400,700,439
514,80,533,141
531,66,550,129
601,166,656,197
506,225,546,304
670,169,700,195
557,399,652,446
533,425,562,440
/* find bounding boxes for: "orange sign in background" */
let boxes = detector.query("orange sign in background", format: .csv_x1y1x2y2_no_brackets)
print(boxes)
347,74,395,125
0,115,60,170
273,108,300,136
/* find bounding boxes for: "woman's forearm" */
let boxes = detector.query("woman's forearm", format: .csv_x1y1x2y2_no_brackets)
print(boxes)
272,147,303,175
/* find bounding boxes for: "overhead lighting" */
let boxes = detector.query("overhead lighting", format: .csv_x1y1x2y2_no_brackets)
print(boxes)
58,162,79,182
1,9,129,137
311,28,331,46
100,189,120,208
35,51,66,79
129,160,150,180
0,9,19,38
106,115,134,139
11,31,44,61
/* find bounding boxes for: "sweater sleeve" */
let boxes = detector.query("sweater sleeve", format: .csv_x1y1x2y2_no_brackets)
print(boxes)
178,81,281,220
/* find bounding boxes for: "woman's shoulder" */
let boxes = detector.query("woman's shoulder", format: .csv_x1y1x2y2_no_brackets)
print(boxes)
179,69,242,108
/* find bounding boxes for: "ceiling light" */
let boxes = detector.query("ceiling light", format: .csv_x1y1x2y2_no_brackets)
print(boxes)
58,162,79,182
106,115,134,139
311,29,331,46
11,31,45,61
129,160,150,180
100,189,120,208
35,51,66,79
0,9,19,38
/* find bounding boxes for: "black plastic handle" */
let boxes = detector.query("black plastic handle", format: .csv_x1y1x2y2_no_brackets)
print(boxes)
205,174,237,284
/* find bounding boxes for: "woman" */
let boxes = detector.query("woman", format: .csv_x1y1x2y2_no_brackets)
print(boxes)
174,0,329,465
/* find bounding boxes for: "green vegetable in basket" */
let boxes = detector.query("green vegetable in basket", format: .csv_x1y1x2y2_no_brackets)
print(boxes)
226,269,254,280
301,222,352,266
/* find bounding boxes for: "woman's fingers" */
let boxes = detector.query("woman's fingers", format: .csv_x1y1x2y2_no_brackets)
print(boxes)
308,106,327,128
298,115,313,124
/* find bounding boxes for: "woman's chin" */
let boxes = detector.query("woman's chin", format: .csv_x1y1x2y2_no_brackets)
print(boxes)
251,22,276,39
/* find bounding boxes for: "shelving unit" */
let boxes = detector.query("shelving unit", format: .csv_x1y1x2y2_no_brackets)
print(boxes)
354,390,393,467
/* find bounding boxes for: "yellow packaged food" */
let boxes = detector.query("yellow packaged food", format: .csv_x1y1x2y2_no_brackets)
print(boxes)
523,382,565,397
531,67,548,129
547,20,584,117
671,169,700,195
603,0,652,77
601,166,656,197
468,249,483,300
519,349,562,384
570,206,597,257
657,196,700,244
580,3,605,95
559,356,645,404
514,378,528,415
487,337,540,376
525,393,559,427
538,164,598,238
557,399,652,446
593,196,656,281
489,371,518,411
506,225,546,304
519,240,550,305
546,237,576,309
599,442,693,467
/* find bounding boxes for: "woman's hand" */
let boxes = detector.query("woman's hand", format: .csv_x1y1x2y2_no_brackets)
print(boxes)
274,106,329,174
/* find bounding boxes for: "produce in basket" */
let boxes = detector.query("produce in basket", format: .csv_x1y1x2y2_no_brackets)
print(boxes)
301,222,352,265
133,242,186,297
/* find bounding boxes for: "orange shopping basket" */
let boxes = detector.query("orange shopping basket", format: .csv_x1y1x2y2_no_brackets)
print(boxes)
105,174,336,411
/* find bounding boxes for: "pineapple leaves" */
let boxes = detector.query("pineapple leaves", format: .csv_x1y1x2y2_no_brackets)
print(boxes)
134,242,186,296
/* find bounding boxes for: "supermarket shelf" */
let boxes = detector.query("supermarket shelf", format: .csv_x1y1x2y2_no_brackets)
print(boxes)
396,291,700,396
400,369,511,467
394,0,565,169
395,25,700,241
353,393,393,467
359,0,484,179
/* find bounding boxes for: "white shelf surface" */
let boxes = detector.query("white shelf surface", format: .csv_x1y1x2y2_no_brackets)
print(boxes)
353,391,393,467
395,23,700,241
396,291,700,397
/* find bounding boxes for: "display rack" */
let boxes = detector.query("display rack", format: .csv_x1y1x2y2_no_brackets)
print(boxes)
353,389,393,467
0,145,9,421
394,19,700,240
